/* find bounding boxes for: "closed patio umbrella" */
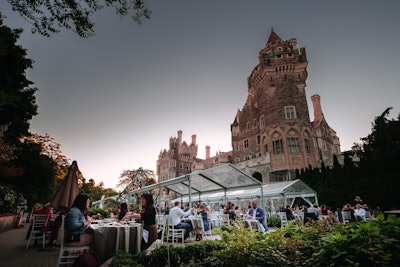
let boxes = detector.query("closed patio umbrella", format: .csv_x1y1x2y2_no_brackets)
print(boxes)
51,160,80,209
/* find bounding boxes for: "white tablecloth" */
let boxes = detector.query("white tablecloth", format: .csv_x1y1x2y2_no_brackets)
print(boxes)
89,222,142,262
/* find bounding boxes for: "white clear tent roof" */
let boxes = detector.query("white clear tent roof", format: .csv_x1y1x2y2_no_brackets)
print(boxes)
125,163,318,212
127,163,263,197
172,179,318,208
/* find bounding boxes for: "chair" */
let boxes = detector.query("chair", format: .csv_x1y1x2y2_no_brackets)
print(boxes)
210,213,220,228
279,212,288,227
219,214,230,228
25,214,51,249
155,220,166,246
166,224,185,244
166,216,184,244
57,215,90,266
341,210,352,224
364,210,372,220
334,211,341,223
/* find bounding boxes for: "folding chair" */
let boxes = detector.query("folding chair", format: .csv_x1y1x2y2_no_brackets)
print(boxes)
341,210,352,224
25,214,51,249
279,212,288,227
57,215,90,266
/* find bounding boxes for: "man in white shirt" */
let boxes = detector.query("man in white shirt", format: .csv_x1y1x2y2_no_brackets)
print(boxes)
354,204,366,221
168,201,194,242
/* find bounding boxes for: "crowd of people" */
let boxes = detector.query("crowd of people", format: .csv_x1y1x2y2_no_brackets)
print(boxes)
26,193,375,258
276,195,374,224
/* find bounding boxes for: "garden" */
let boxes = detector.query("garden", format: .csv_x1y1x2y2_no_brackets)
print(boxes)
110,215,400,267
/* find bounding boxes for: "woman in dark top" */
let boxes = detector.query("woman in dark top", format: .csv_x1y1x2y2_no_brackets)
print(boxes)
118,203,129,221
120,193,157,250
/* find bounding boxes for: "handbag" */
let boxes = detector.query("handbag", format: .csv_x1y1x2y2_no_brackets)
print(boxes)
65,233,81,243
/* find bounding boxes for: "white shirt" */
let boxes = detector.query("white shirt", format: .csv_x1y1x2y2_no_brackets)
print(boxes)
168,206,192,226
354,208,366,219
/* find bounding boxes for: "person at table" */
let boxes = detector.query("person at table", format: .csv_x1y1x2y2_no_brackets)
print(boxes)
354,204,366,221
247,199,268,232
65,193,99,246
121,193,157,250
223,201,237,221
168,201,195,243
197,203,211,231
118,202,129,221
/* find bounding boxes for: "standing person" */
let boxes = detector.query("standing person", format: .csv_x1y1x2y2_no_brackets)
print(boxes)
247,199,268,232
351,196,363,209
168,201,195,243
121,193,157,251
65,193,99,247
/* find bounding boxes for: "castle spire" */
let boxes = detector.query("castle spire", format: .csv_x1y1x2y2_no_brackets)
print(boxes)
266,28,282,45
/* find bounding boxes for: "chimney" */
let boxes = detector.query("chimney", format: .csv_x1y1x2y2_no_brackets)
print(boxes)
191,134,196,145
177,130,182,143
205,146,210,160
311,94,324,122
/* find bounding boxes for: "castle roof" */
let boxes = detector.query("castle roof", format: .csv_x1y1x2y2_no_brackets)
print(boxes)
266,28,282,45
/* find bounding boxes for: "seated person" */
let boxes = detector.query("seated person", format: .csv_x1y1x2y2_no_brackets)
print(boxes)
247,199,268,232
65,194,99,246
223,201,237,221
354,204,366,221
118,202,129,221
168,201,195,243
197,203,211,231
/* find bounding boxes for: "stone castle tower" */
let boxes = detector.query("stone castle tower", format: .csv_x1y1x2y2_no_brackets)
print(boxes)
157,29,340,184
231,29,340,182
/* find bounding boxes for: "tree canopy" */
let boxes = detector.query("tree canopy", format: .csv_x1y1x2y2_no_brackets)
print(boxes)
0,17,37,140
5,0,151,37
298,107,400,211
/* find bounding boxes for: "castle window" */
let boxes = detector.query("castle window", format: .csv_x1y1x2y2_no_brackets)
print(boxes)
253,119,257,128
272,139,283,155
235,158,240,163
285,106,296,119
257,135,261,145
234,142,238,151
288,53,293,57
264,144,268,154
245,156,250,160
246,122,250,130
244,139,249,149
287,137,300,153
304,138,311,154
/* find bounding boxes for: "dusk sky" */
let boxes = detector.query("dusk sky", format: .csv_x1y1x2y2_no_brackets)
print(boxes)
1,1,399,190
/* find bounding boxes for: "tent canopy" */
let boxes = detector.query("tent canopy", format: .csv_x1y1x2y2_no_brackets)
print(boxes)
93,163,318,213
127,163,263,205
172,179,318,212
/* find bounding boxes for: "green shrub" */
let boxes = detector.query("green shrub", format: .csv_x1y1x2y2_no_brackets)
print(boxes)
267,214,281,227
0,185,27,214
111,219,400,267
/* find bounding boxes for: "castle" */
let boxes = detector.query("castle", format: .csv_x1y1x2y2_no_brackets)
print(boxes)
157,29,340,184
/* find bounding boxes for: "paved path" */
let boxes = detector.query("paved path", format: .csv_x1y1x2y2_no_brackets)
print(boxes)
0,224,223,267
0,225,58,267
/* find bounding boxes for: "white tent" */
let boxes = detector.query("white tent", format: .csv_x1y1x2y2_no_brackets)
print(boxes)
171,179,318,214
96,163,318,214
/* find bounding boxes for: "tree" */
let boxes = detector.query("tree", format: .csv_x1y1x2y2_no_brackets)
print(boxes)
0,17,38,141
21,133,70,179
4,0,151,37
0,125,24,178
117,167,156,191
